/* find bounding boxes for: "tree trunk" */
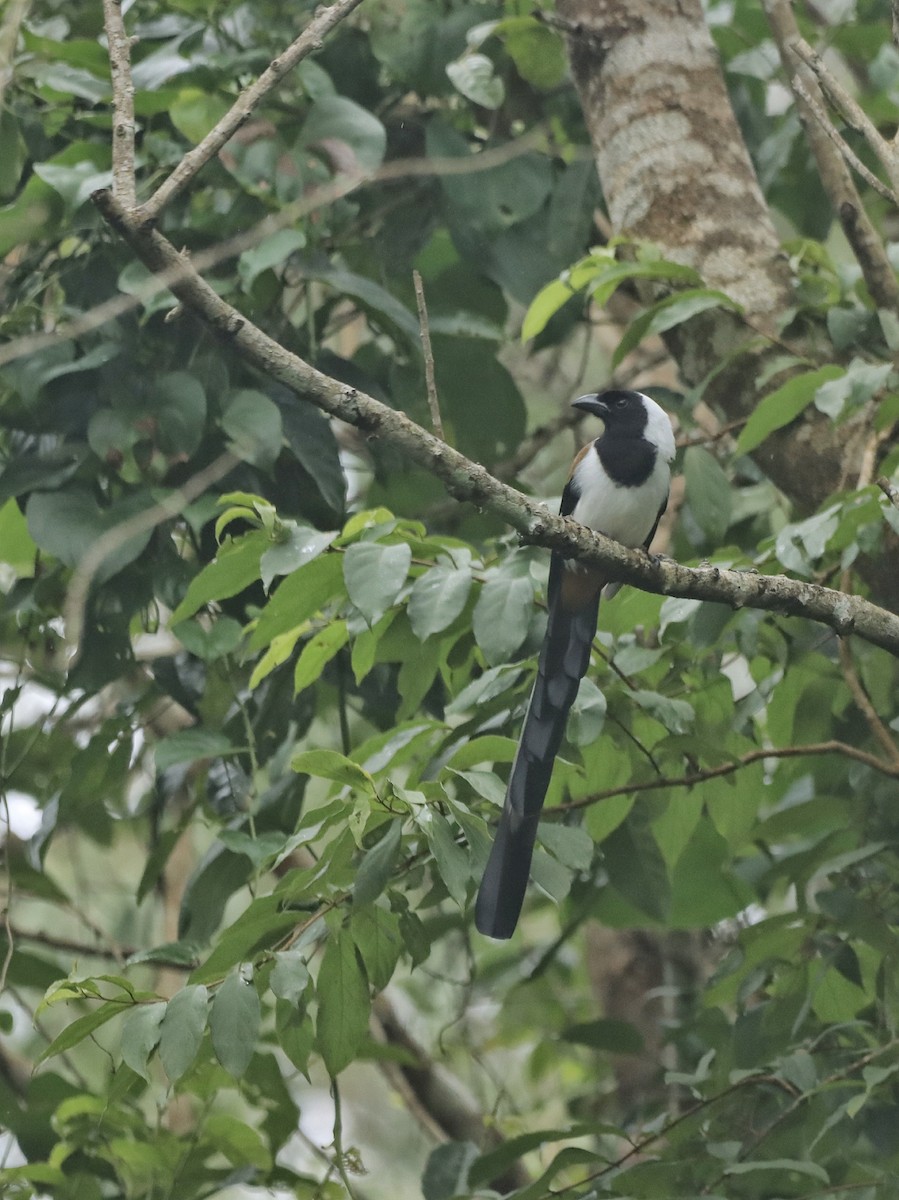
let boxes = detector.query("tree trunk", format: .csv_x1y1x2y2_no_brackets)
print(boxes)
558,0,893,583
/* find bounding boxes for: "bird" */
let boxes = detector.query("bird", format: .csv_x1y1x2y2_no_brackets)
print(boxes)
474,389,676,939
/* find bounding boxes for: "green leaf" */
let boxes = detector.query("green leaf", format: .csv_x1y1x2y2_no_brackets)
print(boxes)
210,968,261,1078
151,371,208,457
33,158,112,214
343,541,412,625
36,999,129,1063
351,905,402,991
120,1002,166,1081
498,16,567,89
293,620,350,693
472,570,533,666
171,615,244,662
316,928,371,1076
669,821,754,926
279,399,346,513
613,287,742,367
566,677,606,745
154,728,236,771
190,896,299,984
204,1112,272,1171
169,531,269,624
422,1141,479,1200
260,526,336,592
603,817,670,921
26,489,155,582
813,358,893,419
169,87,230,143
428,118,553,237
221,389,284,468
238,229,307,289
561,1018,645,1053
354,820,403,907
522,275,582,341
291,748,376,792
591,257,704,308
537,822,594,872
408,564,472,639
158,985,208,1082
270,952,311,1005
301,95,387,173
416,809,469,907
0,497,36,573
250,552,345,649
446,54,505,108
735,365,844,455
684,445,732,543
305,262,420,344
632,689,695,734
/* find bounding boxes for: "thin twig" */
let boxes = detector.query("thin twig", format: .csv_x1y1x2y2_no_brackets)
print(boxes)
557,738,899,814
139,0,368,221
877,475,899,508
792,75,899,206
0,0,31,108
413,269,444,440
838,637,899,767
102,0,137,207
790,35,899,199
763,0,899,314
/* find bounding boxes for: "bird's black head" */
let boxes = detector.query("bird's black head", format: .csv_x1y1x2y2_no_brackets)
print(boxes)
572,389,649,434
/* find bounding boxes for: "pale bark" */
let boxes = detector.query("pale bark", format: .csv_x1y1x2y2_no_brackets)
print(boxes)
557,0,895,590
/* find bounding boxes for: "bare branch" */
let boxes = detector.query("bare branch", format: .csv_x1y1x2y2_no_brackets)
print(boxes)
878,475,899,508
790,35,899,200
139,0,368,222
102,0,137,207
92,188,899,657
792,75,899,206
763,0,899,314
838,637,899,768
371,994,530,1191
0,0,30,108
413,270,444,441
559,740,899,815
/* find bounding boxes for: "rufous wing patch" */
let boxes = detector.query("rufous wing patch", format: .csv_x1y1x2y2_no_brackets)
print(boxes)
559,565,605,612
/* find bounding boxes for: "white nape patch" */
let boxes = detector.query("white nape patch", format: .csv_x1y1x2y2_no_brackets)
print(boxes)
639,393,676,463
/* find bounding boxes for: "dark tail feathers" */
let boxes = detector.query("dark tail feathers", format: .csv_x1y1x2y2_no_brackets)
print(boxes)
474,583,600,938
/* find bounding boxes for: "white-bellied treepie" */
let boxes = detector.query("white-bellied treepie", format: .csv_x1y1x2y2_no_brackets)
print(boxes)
474,389,676,939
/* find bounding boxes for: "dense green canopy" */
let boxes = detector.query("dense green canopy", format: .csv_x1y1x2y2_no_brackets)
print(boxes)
1,1,899,1197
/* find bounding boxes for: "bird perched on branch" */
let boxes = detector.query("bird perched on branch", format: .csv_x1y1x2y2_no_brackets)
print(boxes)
474,389,676,939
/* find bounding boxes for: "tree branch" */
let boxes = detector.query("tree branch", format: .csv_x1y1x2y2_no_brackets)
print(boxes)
764,0,899,313
558,739,899,816
102,0,136,207
371,994,530,1192
92,188,899,656
789,35,899,201
138,0,368,221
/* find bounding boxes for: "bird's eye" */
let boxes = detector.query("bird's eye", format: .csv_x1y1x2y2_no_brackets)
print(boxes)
615,396,628,408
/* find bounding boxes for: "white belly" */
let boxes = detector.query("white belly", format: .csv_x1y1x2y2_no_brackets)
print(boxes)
570,448,669,548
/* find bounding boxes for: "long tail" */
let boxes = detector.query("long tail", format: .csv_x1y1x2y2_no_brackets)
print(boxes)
474,570,601,938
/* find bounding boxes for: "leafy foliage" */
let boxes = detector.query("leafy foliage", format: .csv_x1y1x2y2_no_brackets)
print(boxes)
1,0,899,1198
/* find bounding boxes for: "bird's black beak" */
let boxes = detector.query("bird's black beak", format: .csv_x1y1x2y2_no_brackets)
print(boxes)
572,393,608,418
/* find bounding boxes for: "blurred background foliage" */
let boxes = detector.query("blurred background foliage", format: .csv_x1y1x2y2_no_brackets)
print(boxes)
1,0,899,1197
